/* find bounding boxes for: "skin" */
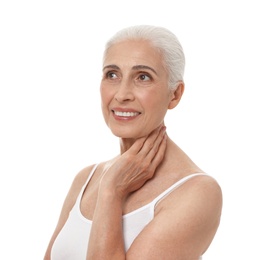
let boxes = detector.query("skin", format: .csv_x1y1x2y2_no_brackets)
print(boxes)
44,39,222,260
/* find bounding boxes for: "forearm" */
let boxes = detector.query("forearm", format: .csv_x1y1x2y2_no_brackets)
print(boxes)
86,127,166,259
86,190,126,260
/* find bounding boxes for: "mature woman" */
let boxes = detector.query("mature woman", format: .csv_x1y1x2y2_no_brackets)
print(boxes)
44,25,222,260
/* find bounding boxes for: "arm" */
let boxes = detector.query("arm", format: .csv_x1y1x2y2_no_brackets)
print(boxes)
127,175,222,259
88,172,222,260
86,125,167,259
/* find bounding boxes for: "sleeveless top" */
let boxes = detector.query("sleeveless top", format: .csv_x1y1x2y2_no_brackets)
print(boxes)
51,164,204,259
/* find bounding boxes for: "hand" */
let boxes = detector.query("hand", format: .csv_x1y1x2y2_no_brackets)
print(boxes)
99,125,167,200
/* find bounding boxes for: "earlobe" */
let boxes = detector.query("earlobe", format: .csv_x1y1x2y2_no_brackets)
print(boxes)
168,81,185,110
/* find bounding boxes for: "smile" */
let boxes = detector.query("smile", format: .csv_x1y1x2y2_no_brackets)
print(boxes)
113,110,140,117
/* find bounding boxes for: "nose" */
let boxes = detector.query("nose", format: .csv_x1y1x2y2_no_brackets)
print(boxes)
114,80,135,103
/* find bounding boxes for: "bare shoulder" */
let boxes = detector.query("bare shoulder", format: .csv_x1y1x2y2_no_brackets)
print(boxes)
127,174,222,259
54,163,98,221
158,173,223,225
179,173,223,211
178,173,222,199
68,164,98,203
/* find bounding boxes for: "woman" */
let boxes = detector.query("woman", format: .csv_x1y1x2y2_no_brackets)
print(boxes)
44,25,222,260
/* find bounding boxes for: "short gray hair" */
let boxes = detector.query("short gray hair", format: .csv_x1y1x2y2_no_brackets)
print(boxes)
103,25,185,90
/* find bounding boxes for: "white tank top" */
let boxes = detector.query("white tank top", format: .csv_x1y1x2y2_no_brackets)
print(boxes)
51,164,204,259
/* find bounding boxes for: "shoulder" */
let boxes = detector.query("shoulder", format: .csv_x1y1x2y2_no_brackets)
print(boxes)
55,164,98,226
69,164,98,200
177,173,222,198
156,174,222,253
127,174,222,258
157,173,222,218
192,174,223,218
183,173,222,207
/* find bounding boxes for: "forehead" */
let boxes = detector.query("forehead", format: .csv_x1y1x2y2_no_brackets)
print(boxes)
104,40,165,71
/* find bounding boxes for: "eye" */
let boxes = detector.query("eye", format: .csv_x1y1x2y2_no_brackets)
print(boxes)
106,71,118,79
138,73,152,81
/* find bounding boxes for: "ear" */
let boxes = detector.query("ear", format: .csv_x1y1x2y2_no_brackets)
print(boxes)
168,81,185,110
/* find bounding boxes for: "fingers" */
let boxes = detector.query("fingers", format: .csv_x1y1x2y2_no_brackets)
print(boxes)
143,128,166,173
129,125,167,179
127,125,162,154
100,125,167,197
149,133,167,170
139,125,166,158
132,126,167,185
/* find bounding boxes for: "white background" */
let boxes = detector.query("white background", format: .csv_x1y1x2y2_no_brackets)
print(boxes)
0,0,252,259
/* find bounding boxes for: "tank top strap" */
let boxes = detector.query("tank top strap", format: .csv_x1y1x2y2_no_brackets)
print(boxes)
152,173,206,208
76,164,99,204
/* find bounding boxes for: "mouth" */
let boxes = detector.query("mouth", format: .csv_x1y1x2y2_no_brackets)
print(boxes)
112,110,141,117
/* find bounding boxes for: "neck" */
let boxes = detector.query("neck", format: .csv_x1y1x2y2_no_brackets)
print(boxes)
119,137,136,154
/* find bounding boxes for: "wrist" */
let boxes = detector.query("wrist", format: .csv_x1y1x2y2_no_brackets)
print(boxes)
98,185,125,207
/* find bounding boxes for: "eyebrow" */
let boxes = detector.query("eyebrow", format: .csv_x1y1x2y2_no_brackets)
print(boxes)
103,64,120,71
132,65,157,75
103,64,157,75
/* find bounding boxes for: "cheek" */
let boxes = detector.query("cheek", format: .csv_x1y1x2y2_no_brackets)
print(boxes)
145,91,169,111
100,85,114,119
100,85,110,105
148,95,170,122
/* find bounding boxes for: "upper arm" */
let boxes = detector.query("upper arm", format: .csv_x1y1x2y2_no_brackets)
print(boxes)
126,175,222,260
43,164,95,260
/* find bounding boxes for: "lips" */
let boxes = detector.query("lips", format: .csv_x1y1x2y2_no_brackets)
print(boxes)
111,107,141,119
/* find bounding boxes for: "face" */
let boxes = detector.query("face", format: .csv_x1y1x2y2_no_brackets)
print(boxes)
100,39,173,139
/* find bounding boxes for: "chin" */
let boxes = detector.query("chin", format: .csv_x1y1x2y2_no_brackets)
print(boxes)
109,127,148,139
111,130,135,139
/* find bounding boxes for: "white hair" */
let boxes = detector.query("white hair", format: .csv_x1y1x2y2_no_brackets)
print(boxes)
103,25,185,90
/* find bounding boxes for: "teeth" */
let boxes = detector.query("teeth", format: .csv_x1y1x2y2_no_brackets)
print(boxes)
114,111,139,117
